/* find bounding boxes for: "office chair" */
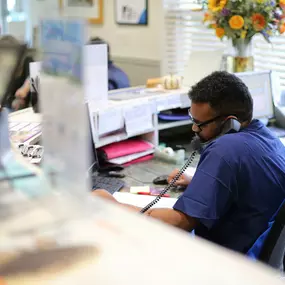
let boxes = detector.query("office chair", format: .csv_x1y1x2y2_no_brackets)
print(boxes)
258,201,285,271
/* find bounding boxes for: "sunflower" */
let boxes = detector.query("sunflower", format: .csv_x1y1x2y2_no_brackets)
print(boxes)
208,0,227,12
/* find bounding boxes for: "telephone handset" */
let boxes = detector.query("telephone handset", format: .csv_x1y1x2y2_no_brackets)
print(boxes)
140,118,241,214
219,117,241,135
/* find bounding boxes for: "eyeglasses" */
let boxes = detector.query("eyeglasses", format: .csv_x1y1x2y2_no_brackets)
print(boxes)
188,109,223,132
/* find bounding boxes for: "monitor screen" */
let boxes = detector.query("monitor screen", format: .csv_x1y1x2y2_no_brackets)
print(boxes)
236,71,274,119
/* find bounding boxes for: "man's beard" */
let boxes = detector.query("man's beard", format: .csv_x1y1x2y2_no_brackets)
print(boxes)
194,133,207,143
194,125,222,146
190,134,203,153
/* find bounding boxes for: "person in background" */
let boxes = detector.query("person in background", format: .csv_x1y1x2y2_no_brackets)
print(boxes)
0,35,34,111
88,37,130,90
93,71,285,260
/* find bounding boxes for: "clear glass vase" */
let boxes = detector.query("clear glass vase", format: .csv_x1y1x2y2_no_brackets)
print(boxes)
232,39,254,73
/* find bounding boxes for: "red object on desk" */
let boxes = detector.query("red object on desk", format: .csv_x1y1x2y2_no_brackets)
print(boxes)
99,139,154,160
137,192,171,198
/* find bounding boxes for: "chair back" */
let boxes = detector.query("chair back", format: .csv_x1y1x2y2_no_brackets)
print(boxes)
259,201,285,270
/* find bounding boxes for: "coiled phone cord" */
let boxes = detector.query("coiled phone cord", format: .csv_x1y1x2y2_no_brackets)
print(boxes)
140,151,197,214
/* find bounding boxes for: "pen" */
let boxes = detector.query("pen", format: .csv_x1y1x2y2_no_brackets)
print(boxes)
137,192,171,198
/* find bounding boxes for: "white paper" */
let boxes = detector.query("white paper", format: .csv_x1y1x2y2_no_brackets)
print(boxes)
113,192,177,209
124,103,153,136
156,94,182,112
130,186,150,194
98,108,124,136
184,166,197,178
9,122,19,128
9,122,30,132
18,122,40,132
29,61,41,78
84,45,108,104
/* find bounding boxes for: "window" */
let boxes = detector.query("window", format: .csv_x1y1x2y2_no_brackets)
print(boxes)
163,0,226,75
7,0,16,11
163,0,285,90
6,0,25,22
253,35,285,87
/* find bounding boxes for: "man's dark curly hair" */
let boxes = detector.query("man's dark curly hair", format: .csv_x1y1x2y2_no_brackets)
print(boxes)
189,71,253,122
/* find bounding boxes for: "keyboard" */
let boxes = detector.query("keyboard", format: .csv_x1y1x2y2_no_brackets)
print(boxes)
91,175,125,195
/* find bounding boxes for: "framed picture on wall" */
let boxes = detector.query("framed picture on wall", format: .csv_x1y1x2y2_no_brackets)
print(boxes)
58,0,104,24
115,0,148,25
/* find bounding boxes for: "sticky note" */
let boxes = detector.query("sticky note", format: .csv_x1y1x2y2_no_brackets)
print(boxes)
130,186,150,194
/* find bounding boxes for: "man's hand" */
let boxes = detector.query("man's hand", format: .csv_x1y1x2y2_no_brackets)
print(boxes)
15,87,29,99
91,189,117,203
11,98,26,111
167,168,192,186
91,190,197,231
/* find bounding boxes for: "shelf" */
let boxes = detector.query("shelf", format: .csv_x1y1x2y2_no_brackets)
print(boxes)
96,132,127,148
96,128,155,148
158,120,192,131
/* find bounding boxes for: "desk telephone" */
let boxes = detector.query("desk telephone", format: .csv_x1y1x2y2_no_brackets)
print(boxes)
140,118,241,213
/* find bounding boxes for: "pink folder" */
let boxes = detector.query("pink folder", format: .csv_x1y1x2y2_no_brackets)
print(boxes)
99,139,154,160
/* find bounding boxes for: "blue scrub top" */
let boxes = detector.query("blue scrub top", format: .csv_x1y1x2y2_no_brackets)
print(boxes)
108,62,130,90
174,120,285,256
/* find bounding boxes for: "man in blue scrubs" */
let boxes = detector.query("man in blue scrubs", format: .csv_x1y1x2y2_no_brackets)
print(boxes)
93,71,285,257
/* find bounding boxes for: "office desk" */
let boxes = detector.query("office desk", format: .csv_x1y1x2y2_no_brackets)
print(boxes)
120,148,200,198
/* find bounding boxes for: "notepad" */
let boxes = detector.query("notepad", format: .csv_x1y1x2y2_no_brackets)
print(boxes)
113,192,177,209
129,186,151,194
184,166,197,178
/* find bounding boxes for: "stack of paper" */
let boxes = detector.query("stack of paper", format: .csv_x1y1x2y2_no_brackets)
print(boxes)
123,102,154,136
9,122,42,144
113,192,177,209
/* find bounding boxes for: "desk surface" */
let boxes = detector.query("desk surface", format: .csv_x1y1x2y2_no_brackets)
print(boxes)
120,147,200,198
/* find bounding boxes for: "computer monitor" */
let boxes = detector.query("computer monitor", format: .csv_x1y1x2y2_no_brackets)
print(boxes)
236,71,275,119
183,49,224,88
85,104,125,193
86,104,100,174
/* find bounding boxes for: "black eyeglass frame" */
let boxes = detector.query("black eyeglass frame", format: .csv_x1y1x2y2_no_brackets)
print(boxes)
188,109,227,132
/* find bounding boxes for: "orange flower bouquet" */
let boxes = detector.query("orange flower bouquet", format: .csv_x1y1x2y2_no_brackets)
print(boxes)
203,0,285,71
